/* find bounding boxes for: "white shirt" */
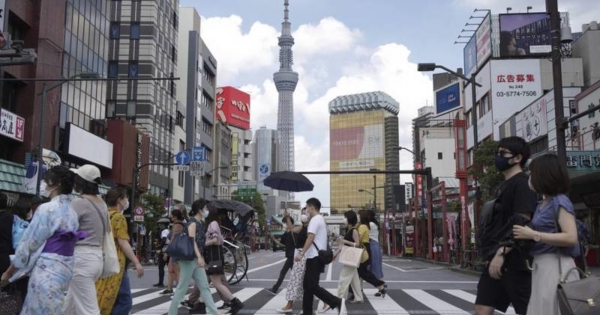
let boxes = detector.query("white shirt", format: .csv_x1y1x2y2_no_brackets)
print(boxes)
305,214,327,259
161,228,170,244
369,222,379,241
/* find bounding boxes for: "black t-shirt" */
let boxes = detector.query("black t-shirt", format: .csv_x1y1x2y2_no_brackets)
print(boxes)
281,231,296,258
497,172,537,270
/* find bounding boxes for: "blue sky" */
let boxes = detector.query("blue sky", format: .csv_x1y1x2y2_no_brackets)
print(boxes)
179,0,597,208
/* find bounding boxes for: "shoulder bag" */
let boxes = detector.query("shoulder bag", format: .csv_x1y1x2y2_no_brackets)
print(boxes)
553,199,600,315
312,241,334,265
206,245,224,275
87,198,119,279
166,222,196,261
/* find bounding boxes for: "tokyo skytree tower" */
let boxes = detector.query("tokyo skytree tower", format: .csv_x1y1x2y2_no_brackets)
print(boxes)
274,0,298,172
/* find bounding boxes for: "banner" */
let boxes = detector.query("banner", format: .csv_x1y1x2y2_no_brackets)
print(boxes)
499,13,551,57
435,82,461,115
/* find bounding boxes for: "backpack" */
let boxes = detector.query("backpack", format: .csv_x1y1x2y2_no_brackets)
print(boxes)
477,185,510,259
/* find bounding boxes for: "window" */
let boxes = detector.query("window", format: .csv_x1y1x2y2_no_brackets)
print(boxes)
170,45,177,63
176,111,184,128
438,152,443,160
108,61,118,78
126,101,136,117
106,100,116,118
172,11,179,30
128,61,138,77
110,23,120,39
569,100,577,115
130,23,140,40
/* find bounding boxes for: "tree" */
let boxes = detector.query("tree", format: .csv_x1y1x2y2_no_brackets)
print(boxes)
468,140,503,201
232,190,266,231
140,193,166,236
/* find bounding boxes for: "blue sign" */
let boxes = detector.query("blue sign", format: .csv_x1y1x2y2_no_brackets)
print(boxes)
435,82,461,115
192,146,205,162
175,151,191,165
259,164,269,174
463,35,477,77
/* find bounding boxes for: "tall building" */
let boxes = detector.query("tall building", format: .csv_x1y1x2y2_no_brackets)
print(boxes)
329,92,400,213
214,122,231,199
274,0,298,173
176,7,218,204
107,0,179,197
254,126,286,217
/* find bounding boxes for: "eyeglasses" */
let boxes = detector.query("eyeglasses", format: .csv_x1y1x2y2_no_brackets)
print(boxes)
496,150,513,157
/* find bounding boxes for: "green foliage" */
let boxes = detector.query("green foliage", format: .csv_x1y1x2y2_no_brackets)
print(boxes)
140,193,166,235
468,140,503,201
232,190,266,230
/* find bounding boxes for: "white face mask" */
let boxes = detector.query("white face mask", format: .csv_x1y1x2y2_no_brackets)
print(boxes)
301,214,308,223
202,207,209,219
42,184,57,198
120,198,130,211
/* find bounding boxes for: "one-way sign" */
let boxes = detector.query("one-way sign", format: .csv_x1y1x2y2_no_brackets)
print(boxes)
175,151,191,165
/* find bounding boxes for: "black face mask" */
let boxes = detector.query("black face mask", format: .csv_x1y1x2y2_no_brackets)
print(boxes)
495,155,515,172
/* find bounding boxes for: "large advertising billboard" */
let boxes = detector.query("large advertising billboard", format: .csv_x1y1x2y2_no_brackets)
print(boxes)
476,12,492,68
435,82,461,115
331,124,384,161
499,13,551,57
216,86,251,130
463,35,477,77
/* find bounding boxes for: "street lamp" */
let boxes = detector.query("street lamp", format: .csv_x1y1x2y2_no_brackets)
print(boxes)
203,166,228,199
36,72,101,195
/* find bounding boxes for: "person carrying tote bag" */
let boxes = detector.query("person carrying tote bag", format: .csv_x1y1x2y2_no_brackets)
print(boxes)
335,211,364,304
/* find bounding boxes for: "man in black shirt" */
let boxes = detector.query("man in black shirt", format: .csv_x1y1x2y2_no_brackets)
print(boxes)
265,213,296,295
475,136,537,315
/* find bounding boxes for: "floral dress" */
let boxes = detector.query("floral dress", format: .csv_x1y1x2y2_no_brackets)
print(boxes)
10,195,80,315
96,208,129,315
286,228,308,302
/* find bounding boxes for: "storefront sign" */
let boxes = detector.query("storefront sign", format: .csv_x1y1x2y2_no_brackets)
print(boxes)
566,151,600,172
0,108,25,142
405,225,414,254
230,132,239,181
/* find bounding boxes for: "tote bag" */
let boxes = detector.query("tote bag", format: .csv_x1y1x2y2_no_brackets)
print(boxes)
337,246,362,268
88,199,119,278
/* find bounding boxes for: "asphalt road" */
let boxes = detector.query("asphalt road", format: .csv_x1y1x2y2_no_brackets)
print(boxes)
128,250,515,315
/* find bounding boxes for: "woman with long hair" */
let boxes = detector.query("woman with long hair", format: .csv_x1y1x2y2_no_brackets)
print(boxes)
277,211,310,313
367,211,384,282
161,209,185,295
64,164,108,315
96,187,144,315
1,166,81,315
357,211,386,296
513,154,580,315
204,205,244,315
168,199,224,315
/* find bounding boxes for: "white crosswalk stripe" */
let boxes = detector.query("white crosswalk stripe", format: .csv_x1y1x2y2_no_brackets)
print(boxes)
130,287,518,315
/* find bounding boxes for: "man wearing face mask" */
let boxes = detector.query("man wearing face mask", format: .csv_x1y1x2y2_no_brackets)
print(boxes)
475,136,537,315
265,209,298,295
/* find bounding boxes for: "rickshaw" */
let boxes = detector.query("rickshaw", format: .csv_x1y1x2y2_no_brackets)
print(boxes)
209,199,254,285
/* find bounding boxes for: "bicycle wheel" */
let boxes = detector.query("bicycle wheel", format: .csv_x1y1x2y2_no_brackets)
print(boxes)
222,245,237,284
229,243,249,285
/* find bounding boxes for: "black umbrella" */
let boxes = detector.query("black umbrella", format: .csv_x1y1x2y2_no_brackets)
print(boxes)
263,171,314,192
209,199,255,217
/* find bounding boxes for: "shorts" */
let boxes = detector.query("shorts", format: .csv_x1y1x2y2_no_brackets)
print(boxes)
475,264,531,314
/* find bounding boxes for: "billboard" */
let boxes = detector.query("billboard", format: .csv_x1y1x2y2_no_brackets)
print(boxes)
231,132,239,181
435,82,461,115
0,108,25,142
463,35,477,77
499,13,551,57
216,86,251,130
331,124,384,160
519,93,549,142
476,12,492,67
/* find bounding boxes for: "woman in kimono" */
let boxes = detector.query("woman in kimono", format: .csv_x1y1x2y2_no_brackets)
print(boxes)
0,166,81,315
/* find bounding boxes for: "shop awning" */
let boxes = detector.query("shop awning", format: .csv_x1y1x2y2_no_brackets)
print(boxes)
0,159,26,193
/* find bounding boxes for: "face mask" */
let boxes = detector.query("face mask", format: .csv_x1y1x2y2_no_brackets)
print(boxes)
494,155,515,172
121,199,130,211
202,210,209,219
42,185,57,198
301,214,308,223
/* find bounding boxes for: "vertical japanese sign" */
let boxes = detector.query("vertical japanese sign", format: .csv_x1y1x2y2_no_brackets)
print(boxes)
415,162,422,209
230,132,239,181
0,108,25,142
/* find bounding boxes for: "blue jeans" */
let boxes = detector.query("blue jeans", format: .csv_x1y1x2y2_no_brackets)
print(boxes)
169,259,217,315
110,272,132,315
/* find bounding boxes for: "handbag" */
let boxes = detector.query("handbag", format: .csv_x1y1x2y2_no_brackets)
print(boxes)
551,199,600,315
337,246,362,268
166,232,196,261
359,244,369,264
206,245,224,275
87,199,120,279
312,241,334,265
0,286,23,315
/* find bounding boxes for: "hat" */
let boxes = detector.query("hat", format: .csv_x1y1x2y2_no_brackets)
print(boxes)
71,164,102,184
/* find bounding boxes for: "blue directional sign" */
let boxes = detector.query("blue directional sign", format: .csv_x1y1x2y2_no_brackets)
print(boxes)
175,151,191,165
192,146,206,162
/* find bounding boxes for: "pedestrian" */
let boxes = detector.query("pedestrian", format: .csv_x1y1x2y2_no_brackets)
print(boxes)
367,211,384,281
64,164,108,315
168,199,226,315
474,136,537,315
153,223,170,288
513,154,580,315
356,211,386,295
336,211,364,304
295,198,344,315
277,211,310,313
0,195,31,302
204,205,244,315
1,166,81,315
161,209,186,295
96,187,144,315
266,210,296,295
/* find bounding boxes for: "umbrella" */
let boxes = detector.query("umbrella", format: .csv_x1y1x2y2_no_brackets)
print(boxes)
209,199,255,217
263,171,314,192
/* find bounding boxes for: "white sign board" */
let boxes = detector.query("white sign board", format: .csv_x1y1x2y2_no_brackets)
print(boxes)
0,108,25,142
175,165,190,171
491,60,543,126
404,182,413,205
519,94,548,142
190,161,205,177
476,13,492,68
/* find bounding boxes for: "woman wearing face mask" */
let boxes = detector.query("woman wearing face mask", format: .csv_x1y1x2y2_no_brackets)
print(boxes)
1,166,81,315
96,187,144,315
277,211,310,313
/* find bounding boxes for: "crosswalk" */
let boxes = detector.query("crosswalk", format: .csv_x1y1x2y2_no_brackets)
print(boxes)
131,287,517,315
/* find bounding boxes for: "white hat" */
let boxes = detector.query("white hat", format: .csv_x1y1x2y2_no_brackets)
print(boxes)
71,164,102,184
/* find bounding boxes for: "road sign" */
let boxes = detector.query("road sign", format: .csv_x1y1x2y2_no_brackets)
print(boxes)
133,205,145,222
192,146,206,162
190,161,205,177
175,165,190,171
175,151,191,165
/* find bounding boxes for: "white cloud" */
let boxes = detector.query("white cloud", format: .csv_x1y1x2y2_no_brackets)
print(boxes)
201,14,432,208
455,0,599,33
